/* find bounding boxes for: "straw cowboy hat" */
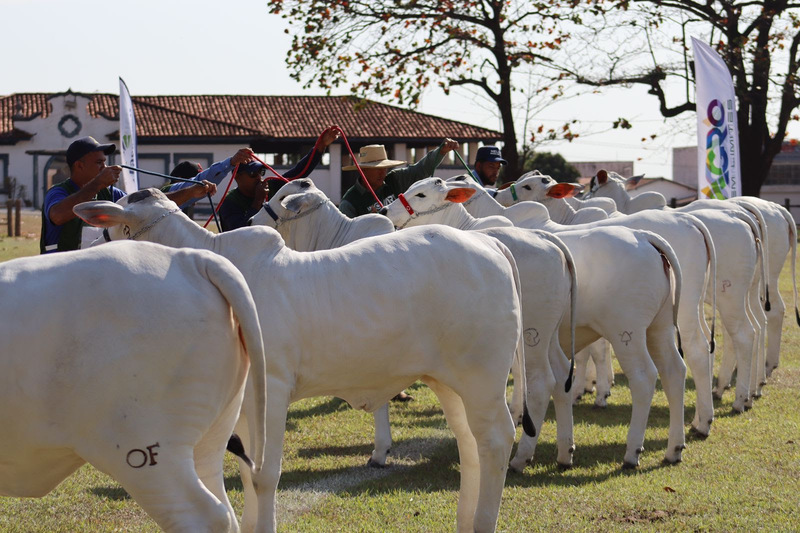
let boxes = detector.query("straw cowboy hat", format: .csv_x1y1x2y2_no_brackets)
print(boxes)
342,144,406,171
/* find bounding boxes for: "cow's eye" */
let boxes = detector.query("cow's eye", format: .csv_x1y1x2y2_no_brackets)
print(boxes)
523,185,531,190
415,193,426,198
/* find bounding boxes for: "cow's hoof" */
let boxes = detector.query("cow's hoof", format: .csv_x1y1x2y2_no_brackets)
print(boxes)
392,391,413,402
662,456,682,466
689,426,709,439
592,402,607,409
557,461,573,471
508,459,527,473
622,461,639,470
366,458,387,469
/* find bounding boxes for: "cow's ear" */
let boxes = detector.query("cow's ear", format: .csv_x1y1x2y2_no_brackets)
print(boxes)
444,187,476,203
546,183,577,199
282,193,314,213
596,169,609,184
626,174,645,189
74,201,128,227
563,183,584,198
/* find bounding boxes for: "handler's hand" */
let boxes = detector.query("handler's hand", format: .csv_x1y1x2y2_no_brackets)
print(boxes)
440,138,460,155
189,180,217,199
92,166,122,189
231,148,255,167
319,126,340,149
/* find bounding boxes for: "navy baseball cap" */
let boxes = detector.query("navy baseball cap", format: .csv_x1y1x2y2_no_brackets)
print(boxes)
475,146,507,164
66,136,116,166
239,161,266,175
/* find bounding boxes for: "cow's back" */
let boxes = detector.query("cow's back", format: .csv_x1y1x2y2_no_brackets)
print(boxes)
258,225,522,402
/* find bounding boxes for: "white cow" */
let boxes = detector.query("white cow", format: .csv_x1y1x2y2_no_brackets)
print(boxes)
252,179,580,468
0,241,267,533
76,188,534,533
380,178,688,469
495,172,771,413
454,174,735,430
698,197,798,376
583,171,772,403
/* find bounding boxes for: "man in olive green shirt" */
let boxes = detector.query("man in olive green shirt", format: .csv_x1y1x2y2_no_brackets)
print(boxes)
339,139,460,218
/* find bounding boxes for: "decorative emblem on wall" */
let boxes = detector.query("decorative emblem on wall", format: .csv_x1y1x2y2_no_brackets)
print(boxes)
57,114,82,138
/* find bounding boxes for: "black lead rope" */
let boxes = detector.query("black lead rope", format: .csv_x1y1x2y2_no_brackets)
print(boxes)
120,164,222,233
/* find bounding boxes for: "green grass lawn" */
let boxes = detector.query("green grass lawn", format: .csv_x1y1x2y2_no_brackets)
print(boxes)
1,220,798,532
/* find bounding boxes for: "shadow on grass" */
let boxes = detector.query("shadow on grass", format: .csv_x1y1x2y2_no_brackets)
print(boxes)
88,486,131,501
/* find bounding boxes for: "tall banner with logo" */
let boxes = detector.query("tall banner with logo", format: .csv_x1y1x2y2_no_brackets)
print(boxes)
118,77,139,193
692,37,741,199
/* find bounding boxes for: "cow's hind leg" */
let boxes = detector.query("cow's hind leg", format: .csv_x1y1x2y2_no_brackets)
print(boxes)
645,308,687,464
368,404,392,467
509,338,556,472
609,332,658,468
193,391,246,532
104,445,234,533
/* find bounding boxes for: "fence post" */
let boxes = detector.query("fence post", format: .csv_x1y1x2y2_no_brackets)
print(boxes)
14,198,21,237
786,198,791,212
6,201,11,237
670,197,677,208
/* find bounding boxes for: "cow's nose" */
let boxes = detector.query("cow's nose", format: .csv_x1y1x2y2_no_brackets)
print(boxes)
378,206,388,216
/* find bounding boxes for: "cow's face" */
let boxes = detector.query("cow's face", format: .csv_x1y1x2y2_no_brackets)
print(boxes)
379,177,475,229
585,170,641,199
74,188,187,243
494,172,579,206
256,178,327,229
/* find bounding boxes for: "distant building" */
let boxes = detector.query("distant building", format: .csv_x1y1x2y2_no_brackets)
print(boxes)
569,161,635,180
629,177,696,207
0,90,502,208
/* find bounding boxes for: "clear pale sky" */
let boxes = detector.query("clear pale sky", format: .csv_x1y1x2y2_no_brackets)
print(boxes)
3,0,793,179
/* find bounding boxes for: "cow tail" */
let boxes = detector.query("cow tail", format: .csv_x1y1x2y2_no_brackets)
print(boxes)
735,202,772,311
645,232,684,357
534,230,578,393
732,210,769,313
204,256,267,473
689,217,718,354
776,204,799,326
496,240,536,437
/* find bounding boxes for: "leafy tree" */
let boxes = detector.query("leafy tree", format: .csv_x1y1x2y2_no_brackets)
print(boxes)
267,0,578,180
553,0,800,196
522,150,581,182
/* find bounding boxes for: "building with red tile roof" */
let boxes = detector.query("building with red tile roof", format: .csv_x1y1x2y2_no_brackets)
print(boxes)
0,90,501,207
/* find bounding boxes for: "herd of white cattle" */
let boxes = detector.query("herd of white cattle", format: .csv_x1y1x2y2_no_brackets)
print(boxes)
1,170,796,533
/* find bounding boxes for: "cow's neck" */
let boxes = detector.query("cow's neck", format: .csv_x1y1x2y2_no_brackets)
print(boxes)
543,197,579,224
463,192,505,218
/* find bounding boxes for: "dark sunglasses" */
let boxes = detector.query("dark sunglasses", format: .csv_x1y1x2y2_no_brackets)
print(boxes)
245,167,267,177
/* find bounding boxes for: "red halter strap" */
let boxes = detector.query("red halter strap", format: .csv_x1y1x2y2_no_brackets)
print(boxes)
398,193,414,215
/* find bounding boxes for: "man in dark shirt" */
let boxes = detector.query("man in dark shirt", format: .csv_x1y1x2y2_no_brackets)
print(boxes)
218,127,339,231
472,145,507,187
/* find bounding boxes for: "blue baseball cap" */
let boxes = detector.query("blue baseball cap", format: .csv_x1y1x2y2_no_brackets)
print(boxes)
475,146,507,164
66,136,116,166
239,161,265,175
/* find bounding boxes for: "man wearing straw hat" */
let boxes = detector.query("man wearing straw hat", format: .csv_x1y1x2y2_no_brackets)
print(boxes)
40,136,215,254
339,138,460,218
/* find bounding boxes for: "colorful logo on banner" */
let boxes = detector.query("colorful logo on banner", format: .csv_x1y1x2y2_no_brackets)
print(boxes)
701,98,738,199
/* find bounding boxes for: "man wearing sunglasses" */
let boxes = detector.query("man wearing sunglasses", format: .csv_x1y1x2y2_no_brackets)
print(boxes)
217,127,339,231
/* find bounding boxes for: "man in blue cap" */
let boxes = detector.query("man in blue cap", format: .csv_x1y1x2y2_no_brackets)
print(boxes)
40,136,215,253
472,145,507,187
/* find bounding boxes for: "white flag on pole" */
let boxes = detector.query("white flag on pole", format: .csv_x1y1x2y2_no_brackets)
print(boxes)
692,37,741,199
118,77,139,193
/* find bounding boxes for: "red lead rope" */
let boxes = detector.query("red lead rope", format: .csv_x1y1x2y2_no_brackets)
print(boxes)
202,125,380,229
331,124,383,209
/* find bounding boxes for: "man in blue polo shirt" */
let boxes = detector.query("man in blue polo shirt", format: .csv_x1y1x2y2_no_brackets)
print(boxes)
472,145,507,187
41,136,215,253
